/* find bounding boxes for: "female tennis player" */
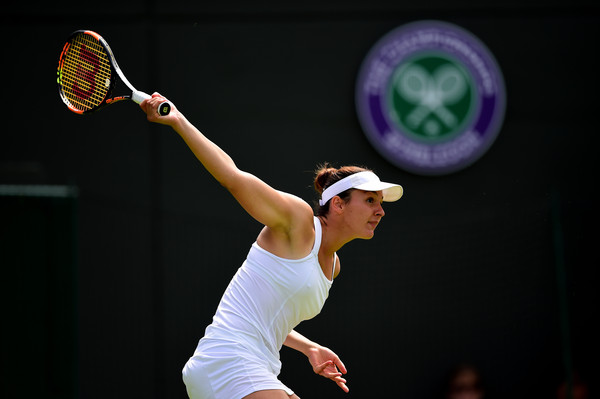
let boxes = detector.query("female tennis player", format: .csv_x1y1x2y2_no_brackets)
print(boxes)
140,94,403,399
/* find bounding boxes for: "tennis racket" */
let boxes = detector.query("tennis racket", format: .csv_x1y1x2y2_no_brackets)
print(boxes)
57,30,170,116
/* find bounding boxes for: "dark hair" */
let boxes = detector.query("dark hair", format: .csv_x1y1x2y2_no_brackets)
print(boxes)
313,163,370,216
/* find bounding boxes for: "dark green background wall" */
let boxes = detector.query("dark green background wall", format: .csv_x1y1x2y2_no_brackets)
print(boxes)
1,1,598,398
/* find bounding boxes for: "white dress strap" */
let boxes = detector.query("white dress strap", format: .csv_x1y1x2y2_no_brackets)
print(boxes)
311,217,323,256
312,217,337,281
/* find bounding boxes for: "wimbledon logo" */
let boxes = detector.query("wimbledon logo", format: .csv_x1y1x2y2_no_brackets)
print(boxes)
356,21,506,175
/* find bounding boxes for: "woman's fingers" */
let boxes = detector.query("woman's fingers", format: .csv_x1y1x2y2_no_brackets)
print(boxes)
314,360,334,374
313,358,349,392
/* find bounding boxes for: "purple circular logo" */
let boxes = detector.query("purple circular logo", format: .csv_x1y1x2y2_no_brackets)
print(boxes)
356,21,506,175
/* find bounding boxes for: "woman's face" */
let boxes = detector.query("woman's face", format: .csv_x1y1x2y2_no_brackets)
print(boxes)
343,189,385,239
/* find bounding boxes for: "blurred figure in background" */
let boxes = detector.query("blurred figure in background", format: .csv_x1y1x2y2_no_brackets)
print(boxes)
556,372,589,399
444,363,485,399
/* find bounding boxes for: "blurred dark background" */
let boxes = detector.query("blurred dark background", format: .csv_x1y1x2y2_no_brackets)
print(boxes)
1,1,598,398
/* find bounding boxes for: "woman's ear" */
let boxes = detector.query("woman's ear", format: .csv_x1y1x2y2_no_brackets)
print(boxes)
330,195,345,215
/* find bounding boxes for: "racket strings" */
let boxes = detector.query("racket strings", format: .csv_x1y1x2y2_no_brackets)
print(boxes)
59,33,112,112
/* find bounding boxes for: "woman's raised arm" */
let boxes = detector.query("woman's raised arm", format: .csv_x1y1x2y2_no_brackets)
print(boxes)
140,93,312,232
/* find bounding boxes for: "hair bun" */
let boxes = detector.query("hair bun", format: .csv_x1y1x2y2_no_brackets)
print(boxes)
313,163,337,194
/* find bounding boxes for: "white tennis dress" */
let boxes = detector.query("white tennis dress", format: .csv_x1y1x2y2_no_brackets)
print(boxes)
182,217,334,399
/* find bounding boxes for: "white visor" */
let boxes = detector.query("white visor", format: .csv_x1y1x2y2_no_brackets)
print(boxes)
319,171,403,206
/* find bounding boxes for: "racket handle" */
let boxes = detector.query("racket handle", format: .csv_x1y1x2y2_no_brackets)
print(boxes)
132,90,171,116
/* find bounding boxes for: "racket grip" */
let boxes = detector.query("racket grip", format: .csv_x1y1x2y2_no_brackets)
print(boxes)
132,90,171,116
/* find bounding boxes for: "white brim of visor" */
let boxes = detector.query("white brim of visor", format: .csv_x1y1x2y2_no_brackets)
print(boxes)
319,171,403,206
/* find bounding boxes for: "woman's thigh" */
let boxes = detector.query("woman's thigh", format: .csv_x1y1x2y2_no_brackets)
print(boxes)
243,390,300,399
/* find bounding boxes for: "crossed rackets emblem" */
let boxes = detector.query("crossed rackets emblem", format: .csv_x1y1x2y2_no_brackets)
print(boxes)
392,63,468,135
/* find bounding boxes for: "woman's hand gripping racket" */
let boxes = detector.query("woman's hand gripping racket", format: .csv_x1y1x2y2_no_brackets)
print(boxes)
57,30,170,116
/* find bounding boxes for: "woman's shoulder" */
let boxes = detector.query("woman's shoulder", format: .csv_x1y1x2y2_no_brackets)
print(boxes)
257,194,315,258
277,190,315,223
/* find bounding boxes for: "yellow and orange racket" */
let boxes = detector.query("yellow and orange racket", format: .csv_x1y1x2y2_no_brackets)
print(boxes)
57,30,170,116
